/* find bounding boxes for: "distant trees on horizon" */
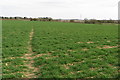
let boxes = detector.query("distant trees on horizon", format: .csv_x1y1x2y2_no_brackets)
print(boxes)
0,16,53,21
84,18,118,24
0,16,118,24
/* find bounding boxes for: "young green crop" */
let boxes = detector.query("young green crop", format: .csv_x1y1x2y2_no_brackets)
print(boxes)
31,21,118,78
2,20,118,78
2,20,33,78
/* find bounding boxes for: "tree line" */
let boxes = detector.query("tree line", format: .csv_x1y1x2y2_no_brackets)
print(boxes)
83,18,118,24
0,16,119,24
0,16,53,21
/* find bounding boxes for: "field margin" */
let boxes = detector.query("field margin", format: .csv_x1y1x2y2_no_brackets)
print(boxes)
0,18,2,79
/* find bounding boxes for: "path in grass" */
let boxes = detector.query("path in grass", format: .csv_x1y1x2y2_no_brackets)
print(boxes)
24,28,38,78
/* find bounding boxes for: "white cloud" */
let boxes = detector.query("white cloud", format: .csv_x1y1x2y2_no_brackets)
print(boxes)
0,0,119,19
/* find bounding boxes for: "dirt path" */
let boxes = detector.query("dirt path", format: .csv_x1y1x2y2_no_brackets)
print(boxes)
24,28,38,78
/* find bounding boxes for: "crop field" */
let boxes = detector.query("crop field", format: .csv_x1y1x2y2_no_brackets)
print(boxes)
2,20,119,78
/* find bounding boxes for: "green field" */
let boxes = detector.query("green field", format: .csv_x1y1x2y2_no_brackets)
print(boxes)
2,20,119,78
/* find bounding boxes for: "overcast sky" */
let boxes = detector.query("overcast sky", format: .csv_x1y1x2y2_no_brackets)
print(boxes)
0,0,119,20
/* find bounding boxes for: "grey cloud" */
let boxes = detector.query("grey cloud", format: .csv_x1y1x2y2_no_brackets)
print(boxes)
0,0,118,19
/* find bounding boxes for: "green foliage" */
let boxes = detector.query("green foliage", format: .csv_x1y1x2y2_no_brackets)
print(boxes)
31,21,118,78
2,20,33,78
2,20,118,78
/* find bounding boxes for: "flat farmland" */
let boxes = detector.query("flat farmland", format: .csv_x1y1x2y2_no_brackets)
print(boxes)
2,20,119,78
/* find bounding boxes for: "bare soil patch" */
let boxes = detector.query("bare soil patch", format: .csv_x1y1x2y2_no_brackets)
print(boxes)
82,48,89,51
86,41,94,44
97,45,118,49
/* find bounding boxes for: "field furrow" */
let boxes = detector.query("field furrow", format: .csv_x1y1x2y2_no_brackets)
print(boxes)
23,28,38,78
2,20,33,78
